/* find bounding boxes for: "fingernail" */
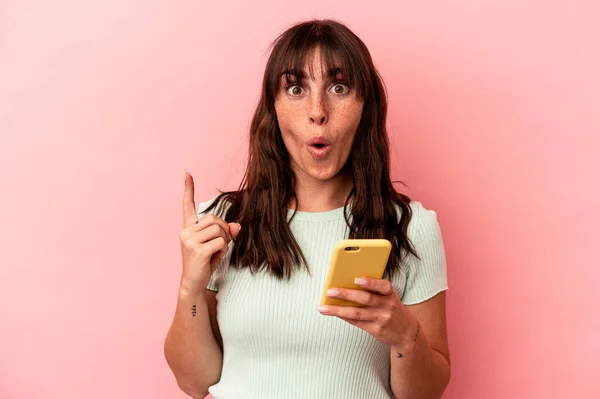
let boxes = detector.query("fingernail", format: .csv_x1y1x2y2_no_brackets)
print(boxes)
184,169,187,180
318,306,329,313
327,289,339,297
354,278,367,286
236,222,241,230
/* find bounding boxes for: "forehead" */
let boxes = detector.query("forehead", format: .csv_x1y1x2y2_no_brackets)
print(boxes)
279,67,345,83
282,45,345,73
279,46,346,81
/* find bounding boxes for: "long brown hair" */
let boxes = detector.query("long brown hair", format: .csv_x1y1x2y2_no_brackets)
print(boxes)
202,19,419,280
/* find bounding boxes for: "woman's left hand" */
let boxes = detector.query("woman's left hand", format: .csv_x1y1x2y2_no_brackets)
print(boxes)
318,277,418,347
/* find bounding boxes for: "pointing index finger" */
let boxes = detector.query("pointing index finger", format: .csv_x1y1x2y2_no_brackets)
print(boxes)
183,170,197,227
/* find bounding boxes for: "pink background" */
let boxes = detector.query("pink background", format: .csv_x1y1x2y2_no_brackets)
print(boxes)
1,1,599,398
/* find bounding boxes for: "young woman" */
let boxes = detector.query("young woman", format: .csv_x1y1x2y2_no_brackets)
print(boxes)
165,19,450,399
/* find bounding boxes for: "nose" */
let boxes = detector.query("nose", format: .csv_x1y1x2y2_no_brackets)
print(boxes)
308,92,328,125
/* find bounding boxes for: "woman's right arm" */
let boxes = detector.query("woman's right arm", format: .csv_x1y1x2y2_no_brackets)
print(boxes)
164,287,222,398
164,171,239,398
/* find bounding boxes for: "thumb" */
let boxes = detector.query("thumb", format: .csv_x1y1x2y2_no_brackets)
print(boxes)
228,222,242,239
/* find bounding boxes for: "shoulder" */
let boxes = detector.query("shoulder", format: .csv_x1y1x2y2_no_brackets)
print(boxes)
394,200,441,233
393,200,448,304
408,201,441,232
396,200,444,256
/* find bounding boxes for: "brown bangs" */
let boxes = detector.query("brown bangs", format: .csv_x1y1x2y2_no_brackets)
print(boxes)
264,21,370,103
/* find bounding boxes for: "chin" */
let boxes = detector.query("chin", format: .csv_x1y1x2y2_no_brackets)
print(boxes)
307,167,339,180
292,156,342,181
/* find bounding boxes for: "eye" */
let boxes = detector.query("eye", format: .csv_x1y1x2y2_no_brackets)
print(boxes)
286,85,304,96
330,83,349,95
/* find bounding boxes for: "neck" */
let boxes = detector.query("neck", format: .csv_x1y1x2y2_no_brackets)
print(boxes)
289,168,354,212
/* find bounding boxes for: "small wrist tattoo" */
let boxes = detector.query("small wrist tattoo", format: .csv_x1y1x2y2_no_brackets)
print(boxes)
396,321,420,360
191,303,197,317
413,321,420,342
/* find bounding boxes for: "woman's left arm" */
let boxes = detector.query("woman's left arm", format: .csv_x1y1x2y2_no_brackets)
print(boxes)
388,290,450,399
320,278,450,399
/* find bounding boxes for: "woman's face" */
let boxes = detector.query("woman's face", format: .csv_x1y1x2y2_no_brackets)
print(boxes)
274,47,364,184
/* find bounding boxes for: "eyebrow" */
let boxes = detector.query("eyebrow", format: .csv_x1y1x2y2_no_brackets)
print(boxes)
280,67,345,82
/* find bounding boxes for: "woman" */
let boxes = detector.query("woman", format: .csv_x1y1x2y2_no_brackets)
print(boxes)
165,19,450,399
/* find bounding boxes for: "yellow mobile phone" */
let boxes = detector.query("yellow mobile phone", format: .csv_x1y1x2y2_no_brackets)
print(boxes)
320,239,392,307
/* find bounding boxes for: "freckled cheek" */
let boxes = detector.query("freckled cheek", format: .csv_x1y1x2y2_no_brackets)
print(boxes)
276,110,305,148
334,103,363,130
334,97,362,115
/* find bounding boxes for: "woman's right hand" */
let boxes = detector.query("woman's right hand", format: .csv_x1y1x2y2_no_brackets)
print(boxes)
179,171,241,293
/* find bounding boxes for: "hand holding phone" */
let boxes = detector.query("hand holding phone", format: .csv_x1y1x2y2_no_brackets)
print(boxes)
320,239,392,307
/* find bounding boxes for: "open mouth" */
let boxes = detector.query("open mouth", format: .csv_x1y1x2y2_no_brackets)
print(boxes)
307,143,332,159
307,136,332,148
307,136,332,159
